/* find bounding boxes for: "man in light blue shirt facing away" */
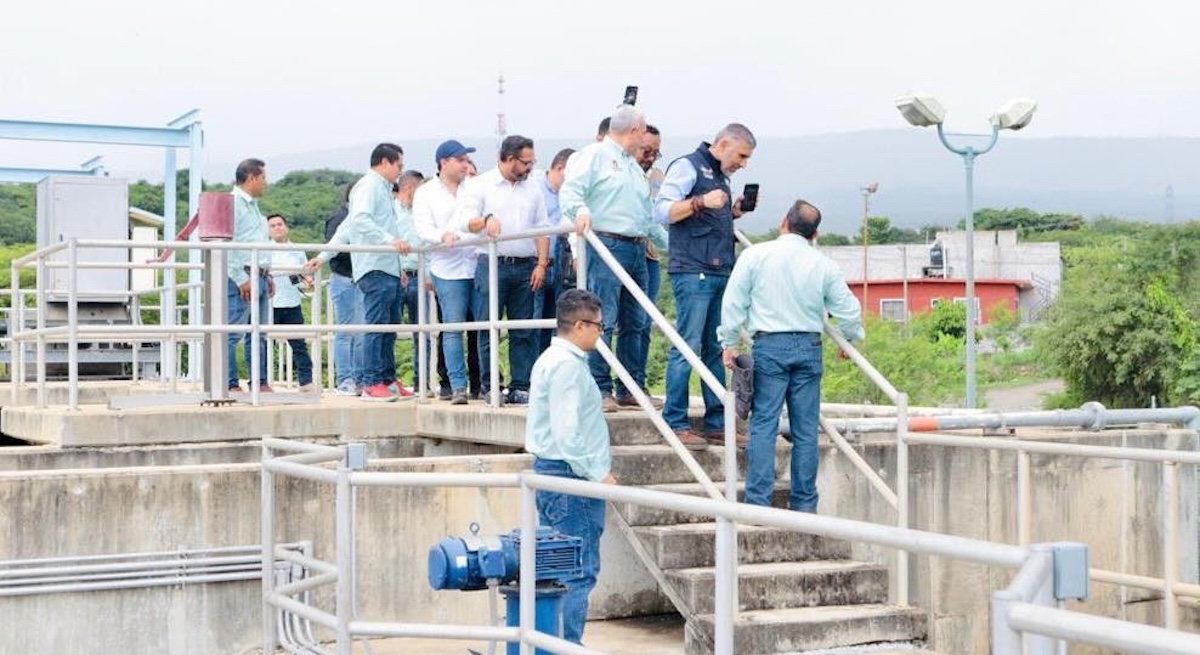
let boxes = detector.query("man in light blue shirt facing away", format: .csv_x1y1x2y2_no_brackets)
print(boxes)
559,105,655,412
718,199,863,514
525,288,616,645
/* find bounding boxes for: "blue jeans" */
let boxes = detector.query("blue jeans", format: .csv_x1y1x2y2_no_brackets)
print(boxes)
532,259,560,354
273,305,313,386
356,270,400,387
585,236,649,396
637,257,661,384
330,273,364,386
433,275,480,392
662,272,728,432
398,272,430,388
227,277,270,388
473,257,537,392
744,332,824,512
533,457,605,645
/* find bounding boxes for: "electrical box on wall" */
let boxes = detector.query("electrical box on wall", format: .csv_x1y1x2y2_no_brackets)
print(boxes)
36,175,131,302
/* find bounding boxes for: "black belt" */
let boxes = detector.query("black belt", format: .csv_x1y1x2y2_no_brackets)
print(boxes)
755,331,820,339
480,255,538,265
401,269,419,276
594,231,646,244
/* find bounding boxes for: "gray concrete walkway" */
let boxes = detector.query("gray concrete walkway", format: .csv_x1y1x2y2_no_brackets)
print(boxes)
350,614,686,654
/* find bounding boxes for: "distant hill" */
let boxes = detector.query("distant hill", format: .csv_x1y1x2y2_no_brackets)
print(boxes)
221,130,1200,238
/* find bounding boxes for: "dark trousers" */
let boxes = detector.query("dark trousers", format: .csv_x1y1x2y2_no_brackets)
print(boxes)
272,305,313,386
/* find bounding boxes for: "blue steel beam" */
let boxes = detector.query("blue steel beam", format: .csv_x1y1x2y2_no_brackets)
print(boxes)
0,119,191,147
0,157,107,184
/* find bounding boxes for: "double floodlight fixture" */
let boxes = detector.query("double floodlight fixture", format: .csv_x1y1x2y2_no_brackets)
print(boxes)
894,93,1038,131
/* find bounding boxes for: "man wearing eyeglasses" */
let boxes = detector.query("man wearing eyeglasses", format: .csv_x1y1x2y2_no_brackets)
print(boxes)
655,123,757,449
457,135,550,406
524,288,616,645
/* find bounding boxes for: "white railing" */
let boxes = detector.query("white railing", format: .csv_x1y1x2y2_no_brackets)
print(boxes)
261,437,1200,655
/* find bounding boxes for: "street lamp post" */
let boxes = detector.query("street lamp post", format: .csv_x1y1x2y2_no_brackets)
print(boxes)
861,182,879,315
894,95,1036,408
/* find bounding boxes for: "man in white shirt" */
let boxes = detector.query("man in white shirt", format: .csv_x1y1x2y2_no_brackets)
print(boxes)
413,139,478,405
267,214,314,391
458,135,550,405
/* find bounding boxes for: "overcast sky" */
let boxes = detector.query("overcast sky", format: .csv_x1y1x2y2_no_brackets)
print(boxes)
3,0,1200,182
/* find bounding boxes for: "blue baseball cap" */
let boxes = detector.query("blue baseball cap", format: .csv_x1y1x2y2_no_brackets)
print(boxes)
435,139,476,163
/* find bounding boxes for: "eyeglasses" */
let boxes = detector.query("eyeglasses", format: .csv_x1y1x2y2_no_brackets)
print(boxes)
642,149,661,161
579,319,604,330
515,157,536,167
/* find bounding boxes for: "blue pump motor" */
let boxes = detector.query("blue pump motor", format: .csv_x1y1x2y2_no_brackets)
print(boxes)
428,524,583,591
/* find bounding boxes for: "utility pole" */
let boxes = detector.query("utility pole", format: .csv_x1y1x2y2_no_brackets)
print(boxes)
496,74,507,150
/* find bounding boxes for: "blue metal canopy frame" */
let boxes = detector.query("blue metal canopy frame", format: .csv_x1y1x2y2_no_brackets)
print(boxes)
0,110,205,380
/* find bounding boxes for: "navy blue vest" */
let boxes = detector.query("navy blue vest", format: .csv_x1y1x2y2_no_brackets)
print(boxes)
667,143,735,275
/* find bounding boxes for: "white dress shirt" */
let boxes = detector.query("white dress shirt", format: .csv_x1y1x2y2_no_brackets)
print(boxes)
456,168,549,258
413,177,476,280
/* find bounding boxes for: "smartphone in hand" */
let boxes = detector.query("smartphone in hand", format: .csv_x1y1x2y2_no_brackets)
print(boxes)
739,183,759,212
622,85,639,106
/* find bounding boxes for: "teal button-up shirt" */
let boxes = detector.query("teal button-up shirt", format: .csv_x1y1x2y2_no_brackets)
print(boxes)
228,186,272,285
320,171,401,281
718,233,864,347
559,137,652,237
525,336,612,482
394,201,421,272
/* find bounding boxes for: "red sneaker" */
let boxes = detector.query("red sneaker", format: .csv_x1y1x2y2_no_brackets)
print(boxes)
388,381,415,398
361,383,398,402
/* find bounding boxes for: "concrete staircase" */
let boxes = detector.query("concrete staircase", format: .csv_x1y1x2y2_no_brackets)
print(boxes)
606,418,929,655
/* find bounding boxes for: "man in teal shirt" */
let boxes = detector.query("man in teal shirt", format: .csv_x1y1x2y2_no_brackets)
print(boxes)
559,105,657,412
227,158,274,392
525,288,616,644
718,200,863,513
307,143,413,402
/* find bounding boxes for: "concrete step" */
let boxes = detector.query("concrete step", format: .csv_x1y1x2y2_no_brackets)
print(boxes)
616,481,794,526
633,523,851,569
609,445,792,489
668,560,888,614
685,604,927,655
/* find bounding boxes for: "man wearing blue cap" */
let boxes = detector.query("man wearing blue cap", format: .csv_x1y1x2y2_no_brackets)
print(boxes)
414,139,479,405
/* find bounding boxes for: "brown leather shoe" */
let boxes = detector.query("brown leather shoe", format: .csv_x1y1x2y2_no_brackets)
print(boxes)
602,395,620,413
674,429,710,451
704,429,749,449
615,394,664,410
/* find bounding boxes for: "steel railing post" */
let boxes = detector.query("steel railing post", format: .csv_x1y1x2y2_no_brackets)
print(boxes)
416,253,428,400
67,238,79,410
249,254,262,405
896,391,909,606
519,474,537,655
310,268,322,392
335,456,353,655
205,247,229,401
261,437,278,654
35,255,46,408
1164,461,1179,629
487,240,501,407
1018,450,1032,547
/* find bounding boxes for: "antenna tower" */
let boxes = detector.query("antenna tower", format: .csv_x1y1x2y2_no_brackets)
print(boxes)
496,74,507,146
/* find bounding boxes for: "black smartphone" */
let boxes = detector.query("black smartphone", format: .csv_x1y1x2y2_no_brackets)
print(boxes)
740,184,759,212
622,85,639,106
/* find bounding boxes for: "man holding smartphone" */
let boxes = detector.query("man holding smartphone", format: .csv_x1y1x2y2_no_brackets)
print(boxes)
654,123,757,449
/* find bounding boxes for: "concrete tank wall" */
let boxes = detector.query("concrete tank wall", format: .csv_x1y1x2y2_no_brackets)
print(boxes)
0,428,1195,654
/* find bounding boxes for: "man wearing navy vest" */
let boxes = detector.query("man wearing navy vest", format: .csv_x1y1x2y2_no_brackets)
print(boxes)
654,124,756,449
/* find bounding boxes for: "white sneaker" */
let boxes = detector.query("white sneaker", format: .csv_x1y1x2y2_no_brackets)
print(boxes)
335,380,360,396
299,383,318,393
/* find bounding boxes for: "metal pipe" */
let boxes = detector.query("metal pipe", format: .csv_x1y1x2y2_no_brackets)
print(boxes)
264,591,339,630
335,466,352,655
35,254,46,408
523,630,606,655
830,404,1200,434
1018,450,1032,547
904,432,1200,466
270,570,338,599
713,515,736,655
519,475,537,655
416,253,428,399
310,267,323,393
66,238,79,410
487,240,501,407
207,246,229,402
261,439,278,655
523,473,1028,568
263,436,343,456
0,554,262,579
0,572,264,596
1006,602,1200,655
1090,568,1200,599
261,459,339,484
895,392,909,606
249,255,262,406
347,621,518,642
349,471,520,488
1164,462,1179,629
272,549,338,576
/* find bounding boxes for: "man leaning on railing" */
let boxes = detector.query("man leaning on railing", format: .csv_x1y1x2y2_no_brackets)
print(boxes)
718,199,864,514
